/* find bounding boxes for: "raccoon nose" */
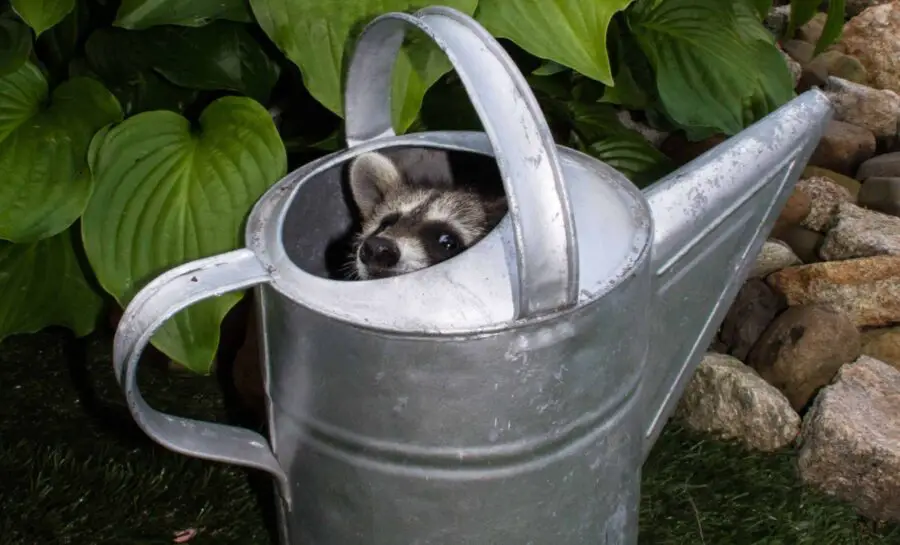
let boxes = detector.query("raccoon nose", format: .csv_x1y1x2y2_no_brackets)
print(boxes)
360,236,400,268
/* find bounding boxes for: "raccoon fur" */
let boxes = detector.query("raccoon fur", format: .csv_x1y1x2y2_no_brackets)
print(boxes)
345,149,507,280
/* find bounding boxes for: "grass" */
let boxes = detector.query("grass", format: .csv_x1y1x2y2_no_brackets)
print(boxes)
0,329,897,545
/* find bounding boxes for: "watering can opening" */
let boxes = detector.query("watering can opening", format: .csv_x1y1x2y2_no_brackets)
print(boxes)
278,144,508,283
244,131,653,335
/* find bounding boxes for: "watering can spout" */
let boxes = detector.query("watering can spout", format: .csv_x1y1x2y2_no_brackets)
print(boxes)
640,89,833,459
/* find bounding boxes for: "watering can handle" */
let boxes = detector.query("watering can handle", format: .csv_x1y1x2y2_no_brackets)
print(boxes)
343,6,579,318
111,248,292,508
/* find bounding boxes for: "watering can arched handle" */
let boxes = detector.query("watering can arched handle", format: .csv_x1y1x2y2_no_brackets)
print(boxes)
111,249,292,508
343,6,579,318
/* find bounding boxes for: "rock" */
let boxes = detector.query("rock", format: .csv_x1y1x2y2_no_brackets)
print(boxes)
720,279,787,361
856,151,900,180
819,202,900,259
802,165,863,199
797,355,900,523
766,255,900,327
746,305,861,411
675,353,801,452
776,225,824,263
796,176,854,231
839,1,900,95
616,110,669,148
847,0,896,18
798,12,828,44
765,4,792,37
824,76,900,139
771,188,812,238
780,47,803,87
750,239,802,278
859,176,900,216
783,39,816,64
808,120,877,176
797,60,829,93
806,51,869,85
861,326,900,369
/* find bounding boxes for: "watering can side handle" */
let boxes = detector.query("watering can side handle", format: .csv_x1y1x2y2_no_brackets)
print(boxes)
343,6,579,319
111,248,292,508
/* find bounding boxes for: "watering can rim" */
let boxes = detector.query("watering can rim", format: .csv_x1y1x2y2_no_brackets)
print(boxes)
243,129,654,337
342,5,581,320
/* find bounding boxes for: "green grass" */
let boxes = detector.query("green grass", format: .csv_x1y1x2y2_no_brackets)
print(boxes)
1,329,897,545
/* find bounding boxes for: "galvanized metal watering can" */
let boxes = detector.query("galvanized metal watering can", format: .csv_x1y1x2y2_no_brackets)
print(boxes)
113,6,833,544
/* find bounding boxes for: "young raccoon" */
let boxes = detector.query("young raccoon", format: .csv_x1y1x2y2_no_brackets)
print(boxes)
346,149,507,280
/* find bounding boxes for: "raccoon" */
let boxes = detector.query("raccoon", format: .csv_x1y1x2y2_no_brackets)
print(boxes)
345,149,507,280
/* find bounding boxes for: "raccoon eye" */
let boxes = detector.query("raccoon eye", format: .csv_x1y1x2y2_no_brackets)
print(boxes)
438,232,460,251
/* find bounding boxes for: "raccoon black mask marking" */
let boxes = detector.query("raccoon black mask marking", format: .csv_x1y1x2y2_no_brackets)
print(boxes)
346,150,507,280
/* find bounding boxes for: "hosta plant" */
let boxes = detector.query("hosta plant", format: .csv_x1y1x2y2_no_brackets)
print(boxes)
0,0,845,374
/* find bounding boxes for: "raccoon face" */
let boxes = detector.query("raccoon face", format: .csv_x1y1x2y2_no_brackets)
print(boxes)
346,150,507,280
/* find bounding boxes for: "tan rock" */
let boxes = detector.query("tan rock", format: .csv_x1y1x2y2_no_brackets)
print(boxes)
861,326,900,369
675,353,801,452
839,1,900,95
802,165,863,199
798,12,828,44
819,202,900,259
807,50,869,85
808,120,877,176
824,76,900,138
847,0,895,17
766,255,900,327
747,305,861,411
797,355,900,523
796,176,854,231
771,188,812,238
750,239,802,278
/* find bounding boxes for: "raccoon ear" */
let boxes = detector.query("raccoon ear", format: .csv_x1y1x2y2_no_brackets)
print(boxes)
348,152,402,219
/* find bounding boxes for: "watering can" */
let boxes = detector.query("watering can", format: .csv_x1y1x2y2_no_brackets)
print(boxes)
112,6,832,544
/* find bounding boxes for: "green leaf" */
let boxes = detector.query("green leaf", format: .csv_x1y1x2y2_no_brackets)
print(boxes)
249,0,477,133
114,0,252,30
0,16,32,76
532,60,568,76
82,96,287,373
585,133,673,188
568,101,673,187
86,22,280,104
813,0,844,56
0,62,123,243
786,0,819,38
0,227,104,343
750,0,772,20
11,0,75,36
476,0,634,86
734,1,795,125
34,0,92,83
84,28,198,116
628,0,756,136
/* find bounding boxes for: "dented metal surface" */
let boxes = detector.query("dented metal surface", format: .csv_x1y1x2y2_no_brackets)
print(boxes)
111,6,832,545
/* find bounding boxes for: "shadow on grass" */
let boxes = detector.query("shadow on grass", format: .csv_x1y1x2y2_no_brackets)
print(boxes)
1,329,897,545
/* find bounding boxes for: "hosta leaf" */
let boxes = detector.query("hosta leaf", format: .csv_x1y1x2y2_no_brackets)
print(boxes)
86,22,280,104
0,16,32,76
84,28,197,116
476,0,634,86
586,134,673,188
0,228,104,342
114,0,252,30
249,0,477,133
34,0,92,83
814,0,844,56
0,61,123,243
735,1,795,124
629,0,756,136
750,0,772,20
82,96,287,373
11,0,74,36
